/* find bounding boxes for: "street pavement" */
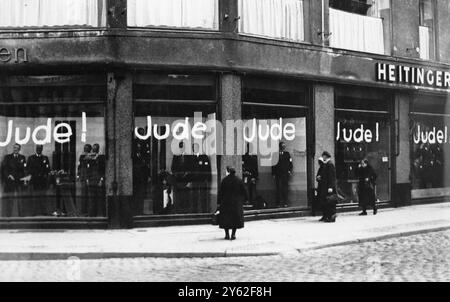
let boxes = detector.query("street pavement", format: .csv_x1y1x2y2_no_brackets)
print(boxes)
0,202,450,259
0,230,449,281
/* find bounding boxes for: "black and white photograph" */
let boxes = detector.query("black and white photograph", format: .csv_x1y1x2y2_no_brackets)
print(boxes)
0,0,449,287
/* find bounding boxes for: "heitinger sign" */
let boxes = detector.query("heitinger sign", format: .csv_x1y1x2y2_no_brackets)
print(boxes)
376,62,450,89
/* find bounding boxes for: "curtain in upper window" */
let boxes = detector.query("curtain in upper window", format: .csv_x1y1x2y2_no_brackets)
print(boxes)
239,0,304,41
0,0,106,27
127,0,219,29
329,7,384,54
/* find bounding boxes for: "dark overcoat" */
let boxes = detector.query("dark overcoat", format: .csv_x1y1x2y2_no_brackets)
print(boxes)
218,174,247,229
317,160,337,203
356,164,377,208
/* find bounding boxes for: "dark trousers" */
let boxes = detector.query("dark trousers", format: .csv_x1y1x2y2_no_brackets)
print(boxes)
2,181,22,217
133,182,146,216
275,175,289,206
190,182,209,213
245,181,256,205
88,185,105,217
31,178,49,216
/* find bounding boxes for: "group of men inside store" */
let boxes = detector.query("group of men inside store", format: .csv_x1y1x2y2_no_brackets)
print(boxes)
0,142,105,218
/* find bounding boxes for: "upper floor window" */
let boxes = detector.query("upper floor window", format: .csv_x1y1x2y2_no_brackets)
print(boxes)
127,0,219,30
0,0,106,28
239,0,304,42
419,0,435,60
329,0,388,55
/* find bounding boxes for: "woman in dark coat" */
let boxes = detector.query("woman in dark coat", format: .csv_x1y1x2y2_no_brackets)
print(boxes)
217,166,248,240
356,159,378,216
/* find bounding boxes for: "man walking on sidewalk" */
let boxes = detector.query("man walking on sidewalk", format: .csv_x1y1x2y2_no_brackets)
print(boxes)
316,151,337,223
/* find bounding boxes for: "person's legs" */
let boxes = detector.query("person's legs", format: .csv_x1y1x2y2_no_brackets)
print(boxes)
231,228,236,240
224,229,230,240
281,176,289,207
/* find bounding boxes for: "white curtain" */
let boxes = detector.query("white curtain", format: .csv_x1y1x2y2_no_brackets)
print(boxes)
0,0,106,27
419,25,430,60
239,0,304,41
329,8,384,55
127,0,219,29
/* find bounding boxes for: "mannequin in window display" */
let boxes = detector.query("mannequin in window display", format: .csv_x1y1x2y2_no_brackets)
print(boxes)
190,143,211,213
133,142,150,216
87,143,105,217
242,144,258,207
171,142,193,213
272,141,293,207
77,143,92,216
26,145,51,216
1,143,26,217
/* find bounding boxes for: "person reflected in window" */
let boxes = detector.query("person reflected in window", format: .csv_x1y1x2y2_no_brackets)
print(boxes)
217,166,247,240
26,144,51,216
1,143,26,217
356,159,378,216
272,141,293,208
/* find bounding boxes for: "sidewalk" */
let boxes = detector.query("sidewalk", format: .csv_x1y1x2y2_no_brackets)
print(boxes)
0,202,450,260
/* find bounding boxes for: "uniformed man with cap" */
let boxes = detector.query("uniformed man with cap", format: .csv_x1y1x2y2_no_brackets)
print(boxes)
26,144,51,216
1,143,27,217
190,143,211,213
272,141,293,207
243,146,258,206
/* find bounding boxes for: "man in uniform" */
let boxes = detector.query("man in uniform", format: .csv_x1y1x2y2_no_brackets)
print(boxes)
190,143,211,213
87,143,105,217
133,143,150,215
26,145,51,216
77,144,92,216
243,145,258,207
171,141,192,213
1,143,27,217
272,141,293,207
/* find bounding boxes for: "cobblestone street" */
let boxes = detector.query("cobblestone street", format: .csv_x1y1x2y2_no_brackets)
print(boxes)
0,230,449,282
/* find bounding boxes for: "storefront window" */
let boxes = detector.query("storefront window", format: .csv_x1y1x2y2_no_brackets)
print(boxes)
242,77,309,209
419,0,435,60
0,75,106,218
133,74,218,216
335,97,391,204
127,0,219,29
0,0,106,28
410,96,450,198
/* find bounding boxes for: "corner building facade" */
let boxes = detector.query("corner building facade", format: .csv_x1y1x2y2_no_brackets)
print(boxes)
0,0,449,229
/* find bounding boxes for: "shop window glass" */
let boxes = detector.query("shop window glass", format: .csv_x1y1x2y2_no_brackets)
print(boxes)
239,0,304,41
335,111,391,204
0,0,106,28
0,76,106,218
242,78,308,209
133,74,218,216
410,97,450,198
127,0,219,30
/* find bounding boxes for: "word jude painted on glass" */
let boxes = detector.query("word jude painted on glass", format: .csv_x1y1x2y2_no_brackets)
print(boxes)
0,112,87,147
336,122,380,143
0,47,28,63
413,125,449,145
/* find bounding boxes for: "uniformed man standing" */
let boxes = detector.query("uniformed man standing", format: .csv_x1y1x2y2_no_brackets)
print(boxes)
272,142,293,207
171,142,192,213
190,143,211,213
243,147,259,206
26,145,51,216
133,143,150,215
87,144,105,217
77,144,92,216
1,143,27,217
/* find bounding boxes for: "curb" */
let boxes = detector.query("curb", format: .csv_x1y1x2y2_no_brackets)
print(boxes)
0,225,449,261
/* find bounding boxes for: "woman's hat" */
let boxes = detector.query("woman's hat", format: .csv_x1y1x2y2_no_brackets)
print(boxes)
322,151,331,158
